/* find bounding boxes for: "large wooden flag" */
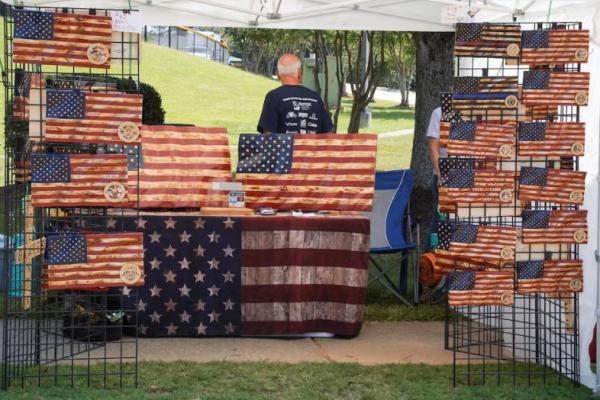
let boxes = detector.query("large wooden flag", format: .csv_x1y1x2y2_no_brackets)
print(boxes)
13,69,32,121
452,76,519,113
435,222,516,269
520,29,589,66
447,121,515,159
518,167,585,205
518,122,586,158
240,216,370,336
130,125,232,208
522,70,589,107
439,168,515,206
516,260,583,294
43,232,143,290
236,134,377,212
13,9,112,68
31,153,130,207
448,270,514,307
522,210,587,245
454,23,521,58
45,89,143,145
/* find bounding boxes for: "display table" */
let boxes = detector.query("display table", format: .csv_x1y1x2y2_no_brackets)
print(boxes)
109,214,370,337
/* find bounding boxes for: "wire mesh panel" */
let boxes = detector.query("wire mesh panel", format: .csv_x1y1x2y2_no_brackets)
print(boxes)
2,5,141,390
444,21,584,386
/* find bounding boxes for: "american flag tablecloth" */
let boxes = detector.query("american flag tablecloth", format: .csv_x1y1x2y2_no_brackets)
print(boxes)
111,214,370,337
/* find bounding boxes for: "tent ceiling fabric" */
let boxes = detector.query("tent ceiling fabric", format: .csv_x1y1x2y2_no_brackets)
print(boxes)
10,0,600,30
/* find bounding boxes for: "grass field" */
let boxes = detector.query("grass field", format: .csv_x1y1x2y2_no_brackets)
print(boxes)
0,361,591,400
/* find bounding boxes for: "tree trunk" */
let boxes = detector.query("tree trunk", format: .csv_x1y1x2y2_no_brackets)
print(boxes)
410,32,454,246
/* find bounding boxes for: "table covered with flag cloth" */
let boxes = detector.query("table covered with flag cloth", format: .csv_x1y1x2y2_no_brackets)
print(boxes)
109,214,370,337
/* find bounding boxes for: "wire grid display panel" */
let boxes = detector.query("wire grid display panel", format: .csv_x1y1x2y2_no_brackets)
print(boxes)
2,5,141,390
446,21,583,386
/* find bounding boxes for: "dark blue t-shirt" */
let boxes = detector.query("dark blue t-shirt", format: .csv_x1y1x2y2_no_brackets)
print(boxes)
257,85,333,134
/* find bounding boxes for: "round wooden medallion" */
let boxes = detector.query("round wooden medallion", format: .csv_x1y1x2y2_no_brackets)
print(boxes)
103,181,126,202
573,229,587,243
120,264,142,285
570,142,584,156
499,189,513,202
574,48,588,62
506,44,520,57
575,92,588,106
569,279,583,291
117,121,140,143
500,247,514,260
499,144,514,158
504,95,518,108
500,292,514,306
569,191,584,203
87,43,110,65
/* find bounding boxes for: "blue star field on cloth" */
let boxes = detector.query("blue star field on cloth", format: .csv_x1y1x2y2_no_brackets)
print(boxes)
523,70,550,90
13,9,54,40
521,210,550,229
519,167,548,186
100,144,143,170
436,221,454,251
450,224,478,243
46,234,87,264
516,261,544,280
236,133,294,174
518,122,547,141
111,216,241,337
455,23,482,42
46,90,85,119
521,30,549,48
448,271,476,291
31,153,70,183
444,168,475,188
449,121,476,141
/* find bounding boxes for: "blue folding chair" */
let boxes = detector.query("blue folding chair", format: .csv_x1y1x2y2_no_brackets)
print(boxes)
363,170,420,307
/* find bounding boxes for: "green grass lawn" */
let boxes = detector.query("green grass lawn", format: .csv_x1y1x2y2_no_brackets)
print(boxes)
0,361,591,400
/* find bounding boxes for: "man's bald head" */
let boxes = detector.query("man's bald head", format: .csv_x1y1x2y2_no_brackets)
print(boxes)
277,53,302,85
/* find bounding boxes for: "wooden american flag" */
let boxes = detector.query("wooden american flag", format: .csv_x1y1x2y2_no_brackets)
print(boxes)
518,122,586,157
447,121,515,159
439,168,515,206
236,134,377,212
435,221,516,269
240,216,369,336
452,76,519,113
520,29,589,66
129,125,232,208
522,210,587,245
43,232,143,290
45,89,143,145
448,270,514,307
522,70,589,107
518,167,586,206
31,153,130,208
13,9,112,68
454,23,521,58
516,260,583,294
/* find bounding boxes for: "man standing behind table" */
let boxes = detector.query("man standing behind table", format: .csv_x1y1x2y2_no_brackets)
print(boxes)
257,53,333,134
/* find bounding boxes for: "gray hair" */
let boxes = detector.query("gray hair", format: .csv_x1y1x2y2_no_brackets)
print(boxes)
277,59,301,75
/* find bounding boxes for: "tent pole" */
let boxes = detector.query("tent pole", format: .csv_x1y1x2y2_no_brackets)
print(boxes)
595,90,600,395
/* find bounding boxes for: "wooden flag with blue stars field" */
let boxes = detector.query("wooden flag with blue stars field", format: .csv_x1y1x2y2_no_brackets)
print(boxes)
518,122,586,158
31,153,130,207
452,76,519,113
516,260,583,294
454,23,521,58
13,9,112,68
447,121,515,159
518,167,585,206
236,133,377,212
439,168,515,206
521,210,588,245
45,89,143,145
522,70,589,107
520,29,589,66
448,270,514,307
115,216,242,337
43,232,143,290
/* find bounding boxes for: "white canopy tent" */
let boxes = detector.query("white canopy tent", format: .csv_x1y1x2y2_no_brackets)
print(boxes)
7,0,600,392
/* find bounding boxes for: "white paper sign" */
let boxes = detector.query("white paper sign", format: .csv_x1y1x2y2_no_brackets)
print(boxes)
441,5,471,24
111,11,143,33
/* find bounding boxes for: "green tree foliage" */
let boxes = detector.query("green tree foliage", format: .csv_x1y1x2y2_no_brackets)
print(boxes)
116,79,166,125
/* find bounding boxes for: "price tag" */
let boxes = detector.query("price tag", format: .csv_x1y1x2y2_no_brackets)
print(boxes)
441,5,473,24
111,11,143,33
228,191,245,208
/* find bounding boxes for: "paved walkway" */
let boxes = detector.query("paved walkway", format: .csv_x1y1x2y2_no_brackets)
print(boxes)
95,321,454,365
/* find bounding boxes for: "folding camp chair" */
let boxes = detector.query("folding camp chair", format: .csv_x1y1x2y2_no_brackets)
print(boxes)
363,170,420,307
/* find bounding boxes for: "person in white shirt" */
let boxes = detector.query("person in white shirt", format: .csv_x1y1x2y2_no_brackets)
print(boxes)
426,106,446,181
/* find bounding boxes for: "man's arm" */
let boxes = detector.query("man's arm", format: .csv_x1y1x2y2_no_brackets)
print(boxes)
428,137,441,179
257,94,278,134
